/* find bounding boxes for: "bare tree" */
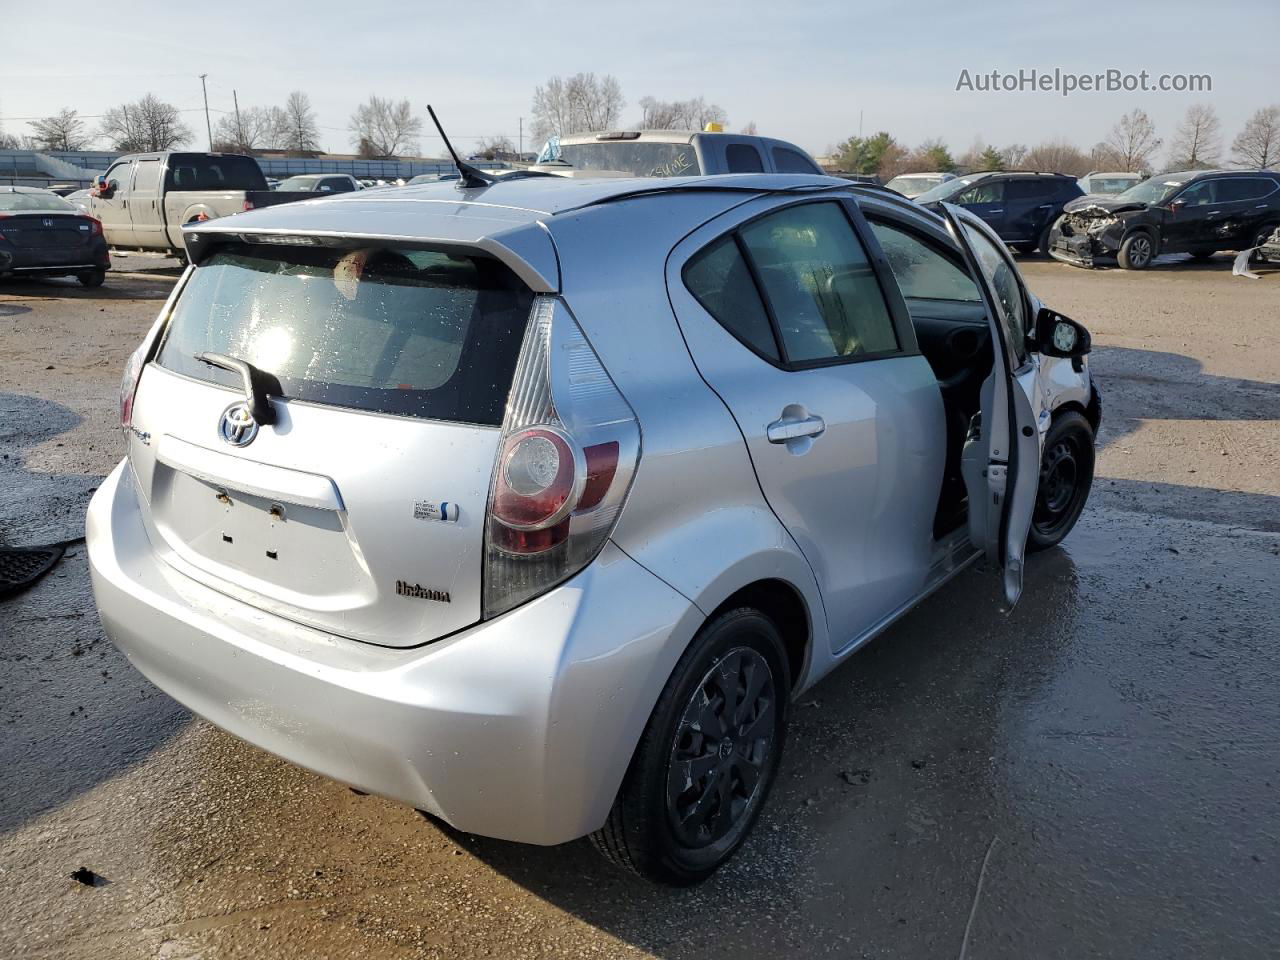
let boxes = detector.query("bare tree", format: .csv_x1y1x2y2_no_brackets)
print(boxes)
350,95,422,157
1095,108,1161,172
282,91,321,153
212,105,282,153
28,108,91,151
740,120,758,136
637,95,727,131
99,94,193,152
1023,139,1092,177
1232,105,1280,170
1002,143,1028,169
475,136,516,161
531,73,624,143
1167,103,1221,169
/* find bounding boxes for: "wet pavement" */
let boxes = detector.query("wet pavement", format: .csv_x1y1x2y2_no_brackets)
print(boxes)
1,255,1278,958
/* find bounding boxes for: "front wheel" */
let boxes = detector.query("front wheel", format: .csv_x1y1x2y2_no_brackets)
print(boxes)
1117,232,1154,269
591,608,790,885
1028,411,1095,552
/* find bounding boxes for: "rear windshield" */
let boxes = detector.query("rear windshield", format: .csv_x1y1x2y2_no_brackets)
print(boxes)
164,154,267,191
0,191,77,212
155,243,534,425
554,142,701,177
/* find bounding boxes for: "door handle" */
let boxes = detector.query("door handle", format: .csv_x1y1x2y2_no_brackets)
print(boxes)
987,208,1003,214
767,414,826,443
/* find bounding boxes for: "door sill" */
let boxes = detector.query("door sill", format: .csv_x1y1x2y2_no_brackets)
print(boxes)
831,530,980,659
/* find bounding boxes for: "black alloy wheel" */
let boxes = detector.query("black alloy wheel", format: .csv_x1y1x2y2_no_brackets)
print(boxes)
591,607,789,885
1029,411,1095,551
667,647,776,849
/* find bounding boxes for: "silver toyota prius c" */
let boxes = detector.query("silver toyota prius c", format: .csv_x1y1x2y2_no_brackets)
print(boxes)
87,172,1100,884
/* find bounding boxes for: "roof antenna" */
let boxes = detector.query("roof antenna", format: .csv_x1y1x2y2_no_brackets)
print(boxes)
427,104,493,189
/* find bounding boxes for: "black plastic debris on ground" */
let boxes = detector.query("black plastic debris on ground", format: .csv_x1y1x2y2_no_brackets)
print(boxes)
70,866,107,887
0,545,66,601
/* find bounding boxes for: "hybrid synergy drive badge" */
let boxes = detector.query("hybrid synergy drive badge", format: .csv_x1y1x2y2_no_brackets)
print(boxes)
413,500,459,523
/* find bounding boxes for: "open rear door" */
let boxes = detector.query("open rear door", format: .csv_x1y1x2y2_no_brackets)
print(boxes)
939,204,1041,608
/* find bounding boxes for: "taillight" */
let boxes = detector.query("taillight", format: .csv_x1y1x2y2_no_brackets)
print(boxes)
120,343,145,429
483,297,640,618
84,216,103,236
243,199,254,211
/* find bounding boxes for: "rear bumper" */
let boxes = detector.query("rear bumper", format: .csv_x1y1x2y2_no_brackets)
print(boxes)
87,460,702,845
0,238,109,274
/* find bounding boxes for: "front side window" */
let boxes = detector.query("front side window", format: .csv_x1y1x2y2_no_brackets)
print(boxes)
956,180,1004,205
868,220,981,302
962,224,1028,366
105,161,132,190
739,202,898,362
1174,180,1217,206
156,244,534,425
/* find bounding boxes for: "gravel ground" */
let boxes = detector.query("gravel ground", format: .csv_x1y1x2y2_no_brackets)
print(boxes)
1,252,1277,959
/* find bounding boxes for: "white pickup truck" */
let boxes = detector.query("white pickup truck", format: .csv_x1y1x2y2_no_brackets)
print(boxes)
89,152,267,259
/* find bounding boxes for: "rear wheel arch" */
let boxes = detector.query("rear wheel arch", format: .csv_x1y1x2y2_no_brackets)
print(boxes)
704,578,810,697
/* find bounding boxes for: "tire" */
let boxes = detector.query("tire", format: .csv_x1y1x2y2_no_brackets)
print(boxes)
1036,221,1055,256
1028,411,1095,552
1189,250,1216,261
591,607,790,885
77,269,105,288
1117,232,1154,269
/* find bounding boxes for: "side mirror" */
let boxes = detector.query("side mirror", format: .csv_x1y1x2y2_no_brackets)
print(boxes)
1169,198,1186,212
1034,306,1091,359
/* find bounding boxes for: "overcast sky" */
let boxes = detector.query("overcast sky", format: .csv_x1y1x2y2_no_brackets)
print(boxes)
2,0,1275,162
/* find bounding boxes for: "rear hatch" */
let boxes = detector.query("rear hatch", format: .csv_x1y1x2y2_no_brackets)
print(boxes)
0,213,99,265
127,239,535,647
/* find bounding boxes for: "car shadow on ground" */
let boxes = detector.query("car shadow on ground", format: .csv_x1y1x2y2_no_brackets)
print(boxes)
0,391,188,835
0,274,174,301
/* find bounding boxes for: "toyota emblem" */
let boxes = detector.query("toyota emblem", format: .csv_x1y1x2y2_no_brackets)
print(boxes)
218,402,258,447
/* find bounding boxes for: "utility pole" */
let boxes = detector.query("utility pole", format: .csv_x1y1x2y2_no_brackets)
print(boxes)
233,89,243,148
199,74,212,150
519,117,523,159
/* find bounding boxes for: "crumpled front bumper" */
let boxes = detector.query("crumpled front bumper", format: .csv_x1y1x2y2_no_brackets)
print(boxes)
87,460,703,845
1048,217,1123,269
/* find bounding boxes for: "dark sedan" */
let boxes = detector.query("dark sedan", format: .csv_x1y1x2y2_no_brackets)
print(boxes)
0,186,110,286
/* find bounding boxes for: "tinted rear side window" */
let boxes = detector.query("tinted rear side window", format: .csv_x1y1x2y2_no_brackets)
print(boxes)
726,144,764,173
772,148,818,173
683,235,779,361
156,243,534,425
165,155,267,191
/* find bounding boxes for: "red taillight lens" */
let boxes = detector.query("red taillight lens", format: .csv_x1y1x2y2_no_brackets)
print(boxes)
243,199,254,211
85,216,103,236
491,427,579,532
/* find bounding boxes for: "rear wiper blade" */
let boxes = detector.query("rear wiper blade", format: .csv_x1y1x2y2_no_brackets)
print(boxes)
195,352,280,426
